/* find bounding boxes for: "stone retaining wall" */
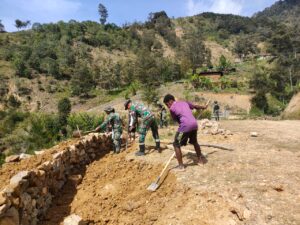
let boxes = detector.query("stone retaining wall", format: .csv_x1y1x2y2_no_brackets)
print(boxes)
0,133,112,225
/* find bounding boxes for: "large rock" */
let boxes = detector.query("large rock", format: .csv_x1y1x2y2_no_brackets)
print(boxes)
0,203,10,215
0,192,8,205
10,171,30,186
63,214,86,225
19,154,32,160
5,155,20,163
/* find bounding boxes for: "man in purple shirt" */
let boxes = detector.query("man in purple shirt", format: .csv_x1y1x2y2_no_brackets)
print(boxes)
163,94,208,170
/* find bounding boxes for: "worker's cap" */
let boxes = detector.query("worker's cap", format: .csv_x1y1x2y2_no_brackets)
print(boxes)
104,106,114,113
124,99,131,110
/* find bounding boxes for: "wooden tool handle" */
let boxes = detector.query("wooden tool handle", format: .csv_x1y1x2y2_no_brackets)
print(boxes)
156,152,175,183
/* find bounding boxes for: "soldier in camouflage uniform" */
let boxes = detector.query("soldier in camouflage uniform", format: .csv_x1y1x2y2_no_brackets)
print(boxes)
94,106,123,154
128,110,138,142
124,99,160,156
158,103,168,128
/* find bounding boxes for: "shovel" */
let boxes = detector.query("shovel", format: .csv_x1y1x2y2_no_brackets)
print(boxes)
147,152,175,192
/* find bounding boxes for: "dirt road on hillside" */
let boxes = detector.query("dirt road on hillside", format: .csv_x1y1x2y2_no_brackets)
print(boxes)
38,120,300,225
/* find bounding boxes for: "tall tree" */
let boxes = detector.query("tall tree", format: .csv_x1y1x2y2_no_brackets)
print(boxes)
15,19,31,30
70,65,94,96
0,20,5,33
234,36,258,59
57,97,72,125
182,30,211,75
98,3,108,25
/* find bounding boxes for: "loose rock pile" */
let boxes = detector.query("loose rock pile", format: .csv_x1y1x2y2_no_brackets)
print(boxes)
200,119,233,136
0,133,112,225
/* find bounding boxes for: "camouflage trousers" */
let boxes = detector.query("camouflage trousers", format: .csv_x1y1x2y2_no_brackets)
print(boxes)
139,116,160,146
112,130,122,153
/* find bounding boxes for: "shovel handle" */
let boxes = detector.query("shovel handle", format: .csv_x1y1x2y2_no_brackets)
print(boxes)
155,152,175,184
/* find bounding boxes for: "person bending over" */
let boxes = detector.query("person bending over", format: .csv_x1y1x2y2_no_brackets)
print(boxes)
163,94,208,170
94,106,123,154
124,99,160,156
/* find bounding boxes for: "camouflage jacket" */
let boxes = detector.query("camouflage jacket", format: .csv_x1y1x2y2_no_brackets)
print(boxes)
129,102,153,125
99,112,123,132
160,107,167,120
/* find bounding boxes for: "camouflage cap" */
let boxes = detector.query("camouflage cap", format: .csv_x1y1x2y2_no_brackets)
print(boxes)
104,106,114,113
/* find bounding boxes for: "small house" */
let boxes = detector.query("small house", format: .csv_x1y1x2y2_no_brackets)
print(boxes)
198,71,224,82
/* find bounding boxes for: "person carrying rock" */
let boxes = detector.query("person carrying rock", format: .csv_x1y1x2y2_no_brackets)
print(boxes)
94,106,123,154
163,94,208,170
213,101,220,121
124,99,160,156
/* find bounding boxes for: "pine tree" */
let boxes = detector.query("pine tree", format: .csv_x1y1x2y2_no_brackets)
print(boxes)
98,3,108,25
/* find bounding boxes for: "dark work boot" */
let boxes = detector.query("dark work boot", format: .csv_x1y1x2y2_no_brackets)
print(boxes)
155,141,161,153
135,144,145,156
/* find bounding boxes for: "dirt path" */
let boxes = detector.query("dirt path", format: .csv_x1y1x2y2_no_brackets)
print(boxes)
39,120,300,225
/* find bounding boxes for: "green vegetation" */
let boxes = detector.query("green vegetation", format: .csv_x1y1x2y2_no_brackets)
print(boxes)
0,109,104,159
0,0,300,161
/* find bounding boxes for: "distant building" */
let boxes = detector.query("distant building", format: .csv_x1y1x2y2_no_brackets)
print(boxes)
198,71,224,82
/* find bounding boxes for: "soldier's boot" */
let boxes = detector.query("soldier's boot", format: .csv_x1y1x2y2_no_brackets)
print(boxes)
135,144,145,156
114,140,121,154
115,146,120,154
155,140,161,153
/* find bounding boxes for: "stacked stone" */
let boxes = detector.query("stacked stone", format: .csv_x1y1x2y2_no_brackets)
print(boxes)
200,119,233,136
0,133,112,225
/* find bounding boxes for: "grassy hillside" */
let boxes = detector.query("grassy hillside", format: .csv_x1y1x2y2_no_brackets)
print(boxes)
0,0,300,160
254,0,300,26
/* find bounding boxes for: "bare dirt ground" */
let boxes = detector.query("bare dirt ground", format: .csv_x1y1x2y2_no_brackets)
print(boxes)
0,139,79,190
40,120,300,225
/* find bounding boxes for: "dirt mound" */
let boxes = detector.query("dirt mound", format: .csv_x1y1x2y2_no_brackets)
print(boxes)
282,92,300,119
2,120,299,225
0,139,78,190
41,146,236,225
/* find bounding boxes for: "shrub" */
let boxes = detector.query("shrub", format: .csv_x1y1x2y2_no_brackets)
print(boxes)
58,97,72,125
266,94,285,116
0,153,4,166
251,92,268,113
67,113,104,132
1,113,61,155
249,106,264,117
194,110,212,120
7,95,21,108
23,113,62,154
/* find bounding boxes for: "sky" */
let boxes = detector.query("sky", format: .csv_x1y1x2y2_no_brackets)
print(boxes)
0,0,279,32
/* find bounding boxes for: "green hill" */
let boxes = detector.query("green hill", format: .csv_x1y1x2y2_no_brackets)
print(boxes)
0,0,299,159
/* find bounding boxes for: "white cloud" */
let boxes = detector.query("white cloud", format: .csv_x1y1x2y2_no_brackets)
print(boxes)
186,0,245,16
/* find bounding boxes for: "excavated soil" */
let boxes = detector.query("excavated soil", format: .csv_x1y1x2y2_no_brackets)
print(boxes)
2,120,300,225
0,139,79,189
41,146,235,225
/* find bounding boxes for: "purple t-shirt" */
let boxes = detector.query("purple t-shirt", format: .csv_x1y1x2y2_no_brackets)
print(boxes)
170,101,198,132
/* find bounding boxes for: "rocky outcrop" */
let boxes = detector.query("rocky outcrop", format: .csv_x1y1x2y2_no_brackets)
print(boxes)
0,133,112,225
